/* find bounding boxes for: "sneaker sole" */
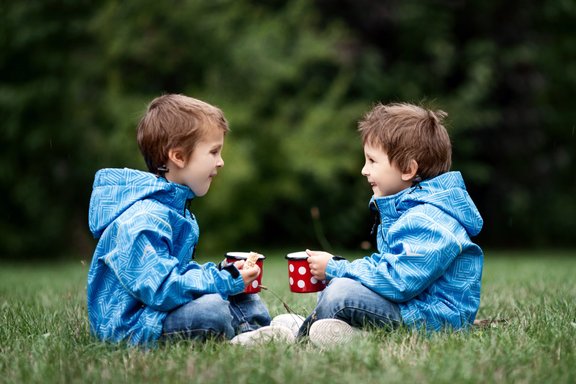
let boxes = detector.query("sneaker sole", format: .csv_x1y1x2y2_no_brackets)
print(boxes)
309,319,361,348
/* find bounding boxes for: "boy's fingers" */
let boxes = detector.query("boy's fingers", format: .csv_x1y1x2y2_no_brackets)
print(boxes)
246,264,260,277
306,249,321,262
305,249,316,257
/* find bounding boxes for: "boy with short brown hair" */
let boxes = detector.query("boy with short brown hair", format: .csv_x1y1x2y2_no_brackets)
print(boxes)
87,94,292,345
299,102,484,347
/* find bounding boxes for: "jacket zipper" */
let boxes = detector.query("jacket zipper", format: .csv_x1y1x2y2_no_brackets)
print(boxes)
370,201,381,238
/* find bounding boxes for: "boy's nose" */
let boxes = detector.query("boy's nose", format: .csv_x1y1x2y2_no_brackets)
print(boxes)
361,164,369,176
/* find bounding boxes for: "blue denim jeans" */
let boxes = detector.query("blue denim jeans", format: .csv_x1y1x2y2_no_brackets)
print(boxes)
161,293,271,341
298,277,403,337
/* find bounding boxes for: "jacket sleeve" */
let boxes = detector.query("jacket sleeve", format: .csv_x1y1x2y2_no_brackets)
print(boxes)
325,211,463,302
103,213,245,311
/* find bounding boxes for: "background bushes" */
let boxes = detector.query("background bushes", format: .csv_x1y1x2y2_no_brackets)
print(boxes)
1,0,574,259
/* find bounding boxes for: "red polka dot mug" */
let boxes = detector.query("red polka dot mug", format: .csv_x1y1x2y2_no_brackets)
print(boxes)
225,252,265,293
285,251,327,293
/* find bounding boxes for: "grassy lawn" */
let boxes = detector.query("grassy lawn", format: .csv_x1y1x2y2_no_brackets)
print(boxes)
1,250,575,384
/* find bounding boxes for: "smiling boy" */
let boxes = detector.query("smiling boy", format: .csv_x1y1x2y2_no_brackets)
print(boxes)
298,102,484,347
87,94,291,345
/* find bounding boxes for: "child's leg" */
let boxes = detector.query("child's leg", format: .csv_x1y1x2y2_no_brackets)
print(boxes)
162,294,235,341
298,277,402,337
228,293,272,334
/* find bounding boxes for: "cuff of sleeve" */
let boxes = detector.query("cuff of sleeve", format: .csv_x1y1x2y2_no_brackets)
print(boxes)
222,264,240,279
217,267,245,296
325,258,348,280
230,275,245,294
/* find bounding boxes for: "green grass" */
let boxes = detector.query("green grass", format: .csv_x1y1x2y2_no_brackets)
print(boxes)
1,250,575,384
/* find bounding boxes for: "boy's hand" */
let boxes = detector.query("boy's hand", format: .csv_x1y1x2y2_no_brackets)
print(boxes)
306,249,333,281
235,260,261,288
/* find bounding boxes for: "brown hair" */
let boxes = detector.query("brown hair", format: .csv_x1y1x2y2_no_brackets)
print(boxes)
358,103,452,180
137,94,229,174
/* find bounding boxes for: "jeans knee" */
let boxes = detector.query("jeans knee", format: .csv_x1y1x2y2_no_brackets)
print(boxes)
315,278,358,314
322,278,359,302
197,297,234,333
163,294,235,340
313,278,402,328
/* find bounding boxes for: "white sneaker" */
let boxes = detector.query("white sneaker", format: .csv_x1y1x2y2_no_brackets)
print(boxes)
230,325,296,346
270,314,305,336
309,319,363,348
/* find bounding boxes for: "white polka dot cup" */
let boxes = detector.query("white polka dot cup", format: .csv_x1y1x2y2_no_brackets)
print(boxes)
225,252,265,293
285,251,327,293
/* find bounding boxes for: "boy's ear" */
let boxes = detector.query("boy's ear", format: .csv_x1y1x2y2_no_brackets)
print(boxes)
167,148,186,169
401,159,419,182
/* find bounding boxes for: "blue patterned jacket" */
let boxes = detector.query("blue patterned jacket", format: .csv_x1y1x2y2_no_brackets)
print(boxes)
87,168,245,344
326,171,483,331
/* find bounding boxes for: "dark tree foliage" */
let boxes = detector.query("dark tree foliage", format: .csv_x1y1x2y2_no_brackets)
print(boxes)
314,0,576,248
0,0,100,257
1,0,574,259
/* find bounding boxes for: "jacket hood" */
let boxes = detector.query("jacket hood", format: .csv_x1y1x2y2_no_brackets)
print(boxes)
88,168,195,239
372,171,483,237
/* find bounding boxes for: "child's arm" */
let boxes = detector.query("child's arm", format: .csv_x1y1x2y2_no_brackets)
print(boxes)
105,218,245,311
324,213,464,302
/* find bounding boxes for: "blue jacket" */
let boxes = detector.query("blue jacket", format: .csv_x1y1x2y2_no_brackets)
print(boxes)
87,168,245,345
326,171,483,331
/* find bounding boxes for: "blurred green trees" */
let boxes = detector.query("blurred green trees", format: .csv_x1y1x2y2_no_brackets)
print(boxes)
1,0,574,259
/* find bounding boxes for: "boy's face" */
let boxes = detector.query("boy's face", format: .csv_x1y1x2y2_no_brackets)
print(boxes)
176,128,225,197
361,143,411,197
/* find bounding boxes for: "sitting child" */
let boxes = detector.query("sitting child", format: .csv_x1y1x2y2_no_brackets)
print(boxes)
295,102,484,347
87,94,292,345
